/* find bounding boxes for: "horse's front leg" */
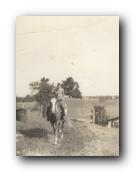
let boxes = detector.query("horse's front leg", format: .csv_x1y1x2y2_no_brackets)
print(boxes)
60,131,63,139
54,130,58,145
51,122,57,144
61,119,65,129
53,123,58,145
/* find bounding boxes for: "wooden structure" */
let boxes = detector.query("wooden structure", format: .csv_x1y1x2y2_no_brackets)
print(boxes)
90,106,105,125
16,108,27,122
90,105,119,128
107,116,119,128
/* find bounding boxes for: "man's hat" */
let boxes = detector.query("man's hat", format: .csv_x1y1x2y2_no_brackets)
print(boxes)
57,83,61,87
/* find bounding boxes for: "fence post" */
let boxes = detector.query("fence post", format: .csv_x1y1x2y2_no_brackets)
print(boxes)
108,121,111,128
92,108,95,124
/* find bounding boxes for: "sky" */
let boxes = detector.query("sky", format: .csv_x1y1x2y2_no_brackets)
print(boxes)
16,16,119,97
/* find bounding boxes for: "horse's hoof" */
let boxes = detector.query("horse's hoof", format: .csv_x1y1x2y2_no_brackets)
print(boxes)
54,138,58,145
59,129,62,133
60,134,63,139
54,141,57,145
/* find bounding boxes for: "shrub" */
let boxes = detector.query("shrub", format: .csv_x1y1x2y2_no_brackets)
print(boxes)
94,106,108,126
16,108,27,123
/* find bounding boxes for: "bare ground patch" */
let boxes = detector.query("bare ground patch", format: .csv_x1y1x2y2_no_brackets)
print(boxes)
16,111,119,156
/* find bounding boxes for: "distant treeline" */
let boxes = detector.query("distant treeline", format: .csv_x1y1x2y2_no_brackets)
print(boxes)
83,96,119,102
17,76,82,104
16,95,119,102
85,96,119,100
16,95,34,102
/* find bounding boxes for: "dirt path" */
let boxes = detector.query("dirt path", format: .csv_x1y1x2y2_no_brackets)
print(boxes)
16,117,119,156
16,119,89,156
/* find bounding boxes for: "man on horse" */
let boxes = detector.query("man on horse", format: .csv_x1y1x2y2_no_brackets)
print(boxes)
52,83,67,121
42,82,69,144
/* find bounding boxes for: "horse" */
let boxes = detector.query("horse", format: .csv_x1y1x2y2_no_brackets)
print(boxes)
42,97,66,144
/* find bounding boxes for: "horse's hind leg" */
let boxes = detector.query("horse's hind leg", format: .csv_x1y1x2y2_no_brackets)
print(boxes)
54,131,58,144
61,119,65,129
60,131,63,139
58,120,64,139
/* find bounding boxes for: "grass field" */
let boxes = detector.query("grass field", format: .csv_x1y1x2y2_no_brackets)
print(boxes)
16,98,119,156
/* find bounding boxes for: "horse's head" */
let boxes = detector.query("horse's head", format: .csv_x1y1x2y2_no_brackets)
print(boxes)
50,97,57,114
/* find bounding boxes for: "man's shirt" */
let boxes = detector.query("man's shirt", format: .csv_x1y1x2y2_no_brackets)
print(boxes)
57,88,64,100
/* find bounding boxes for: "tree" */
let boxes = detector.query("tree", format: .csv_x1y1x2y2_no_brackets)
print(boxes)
30,76,82,104
71,87,82,98
30,77,52,104
16,96,25,102
62,77,82,98
24,94,33,102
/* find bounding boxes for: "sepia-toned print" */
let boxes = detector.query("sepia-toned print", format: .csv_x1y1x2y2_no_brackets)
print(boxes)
16,16,119,156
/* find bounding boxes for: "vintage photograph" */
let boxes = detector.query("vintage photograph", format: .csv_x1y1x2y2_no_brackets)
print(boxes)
16,16,119,156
